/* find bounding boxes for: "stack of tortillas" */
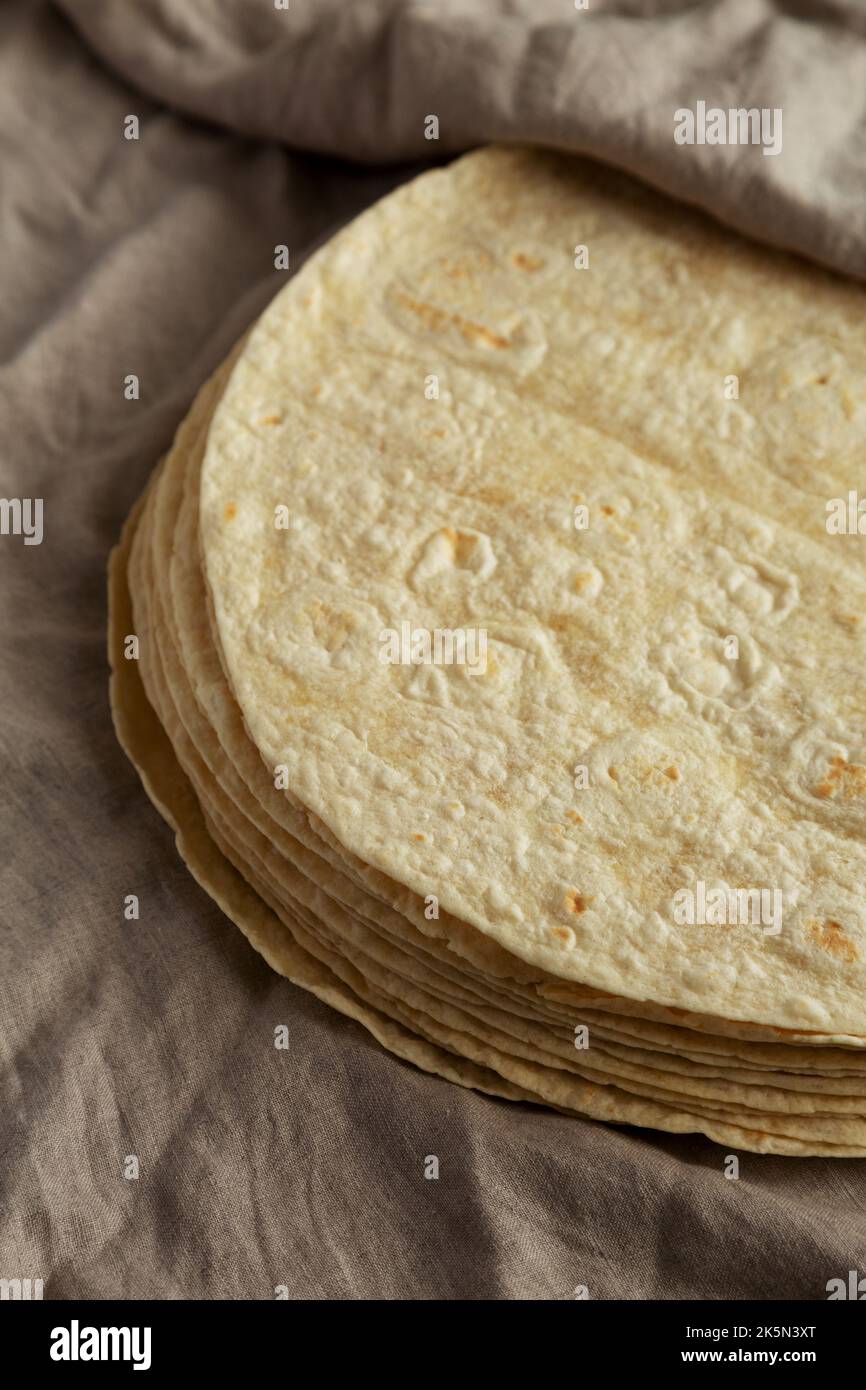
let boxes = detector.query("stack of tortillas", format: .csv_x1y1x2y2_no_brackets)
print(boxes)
109,147,866,1157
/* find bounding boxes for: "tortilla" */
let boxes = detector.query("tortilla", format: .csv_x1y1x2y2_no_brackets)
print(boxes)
199,146,866,1039
110,146,866,1155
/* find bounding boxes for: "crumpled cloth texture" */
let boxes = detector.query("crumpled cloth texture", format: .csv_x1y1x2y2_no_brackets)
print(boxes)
0,0,864,1299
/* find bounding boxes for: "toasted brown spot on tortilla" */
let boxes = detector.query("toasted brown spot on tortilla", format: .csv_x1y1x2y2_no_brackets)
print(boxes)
806,918,859,963
512,251,544,272
565,891,594,914
438,526,483,568
223,502,237,521
565,810,584,824
812,757,866,801
394,290,510,349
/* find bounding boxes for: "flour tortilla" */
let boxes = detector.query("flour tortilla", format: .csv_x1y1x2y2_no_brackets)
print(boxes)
199,145,866,1037
111,146,866,1155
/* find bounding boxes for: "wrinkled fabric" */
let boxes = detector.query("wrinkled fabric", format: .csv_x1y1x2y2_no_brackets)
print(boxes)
55,0,866,282
0,0,865,1301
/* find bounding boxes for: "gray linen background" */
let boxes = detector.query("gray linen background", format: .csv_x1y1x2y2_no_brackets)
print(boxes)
1,0,865,1300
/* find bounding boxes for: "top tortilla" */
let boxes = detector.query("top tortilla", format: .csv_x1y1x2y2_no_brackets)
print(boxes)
199,145,866,1035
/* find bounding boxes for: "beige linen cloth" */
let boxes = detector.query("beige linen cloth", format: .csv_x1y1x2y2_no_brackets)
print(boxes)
1,0,865,1299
